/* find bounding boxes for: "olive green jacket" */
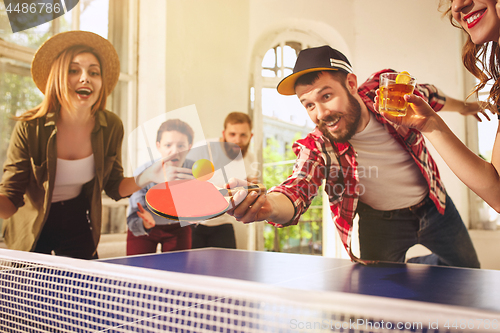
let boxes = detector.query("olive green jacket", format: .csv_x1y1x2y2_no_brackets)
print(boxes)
0,109,125,253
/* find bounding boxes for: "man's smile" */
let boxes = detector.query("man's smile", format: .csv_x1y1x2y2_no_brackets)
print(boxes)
320,116,341,131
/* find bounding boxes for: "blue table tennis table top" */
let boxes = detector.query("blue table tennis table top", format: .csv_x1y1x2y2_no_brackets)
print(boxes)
101,248,500,315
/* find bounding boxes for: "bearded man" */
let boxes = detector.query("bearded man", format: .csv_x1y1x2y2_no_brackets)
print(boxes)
228,45,482,268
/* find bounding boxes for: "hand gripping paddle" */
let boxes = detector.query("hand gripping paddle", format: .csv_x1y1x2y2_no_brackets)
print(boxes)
145,179,266,221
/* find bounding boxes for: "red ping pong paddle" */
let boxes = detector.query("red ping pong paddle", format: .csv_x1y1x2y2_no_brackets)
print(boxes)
145,179,266,221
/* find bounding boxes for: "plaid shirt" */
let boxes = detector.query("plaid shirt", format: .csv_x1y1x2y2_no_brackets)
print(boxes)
269,69,447,262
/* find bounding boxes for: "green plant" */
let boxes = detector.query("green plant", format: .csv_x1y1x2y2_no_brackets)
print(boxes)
262,135,322,253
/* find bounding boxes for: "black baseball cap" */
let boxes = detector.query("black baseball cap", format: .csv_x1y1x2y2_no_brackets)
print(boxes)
277,45,353,96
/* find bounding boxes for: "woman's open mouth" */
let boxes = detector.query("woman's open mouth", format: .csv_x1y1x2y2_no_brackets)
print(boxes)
76,87,93,97
464,9,486,29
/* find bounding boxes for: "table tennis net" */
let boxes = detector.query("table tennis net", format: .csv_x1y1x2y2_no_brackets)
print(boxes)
1,249,498,333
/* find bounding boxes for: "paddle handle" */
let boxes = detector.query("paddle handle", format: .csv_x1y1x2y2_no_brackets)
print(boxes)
220,184,266,197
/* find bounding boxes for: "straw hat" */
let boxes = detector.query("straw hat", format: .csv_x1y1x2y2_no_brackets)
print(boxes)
31,30,120,96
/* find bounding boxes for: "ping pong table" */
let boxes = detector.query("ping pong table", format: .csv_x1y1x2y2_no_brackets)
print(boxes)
2,247,500,332
103,248,500,313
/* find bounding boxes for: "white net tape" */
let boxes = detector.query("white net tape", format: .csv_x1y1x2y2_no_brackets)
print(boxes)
1,248,499,333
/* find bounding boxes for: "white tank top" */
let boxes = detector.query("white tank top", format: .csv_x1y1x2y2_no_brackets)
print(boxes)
349,112,428,210
52,154,95,202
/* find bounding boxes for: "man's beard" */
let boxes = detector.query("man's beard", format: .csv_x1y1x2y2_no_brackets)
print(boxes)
318,91,362,143
222,139,249,158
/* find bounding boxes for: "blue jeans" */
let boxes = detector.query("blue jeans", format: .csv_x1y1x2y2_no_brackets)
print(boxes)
356,194,480,268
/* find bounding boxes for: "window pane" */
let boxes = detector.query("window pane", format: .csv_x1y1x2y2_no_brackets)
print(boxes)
478,116,499,162
283,45,297,68
261,87,315,128
250,87,255,110
80,0,109,38
0,66,44,168
276,46,282,67
1,26,52,49
262,48,276,69
477,82,497,162
0,12,72,48
261,69,276,78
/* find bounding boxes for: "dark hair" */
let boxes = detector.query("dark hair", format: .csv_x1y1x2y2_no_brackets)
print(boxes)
440,0,500,109
156,119,194,144
224,112,252,130
294,70,348,90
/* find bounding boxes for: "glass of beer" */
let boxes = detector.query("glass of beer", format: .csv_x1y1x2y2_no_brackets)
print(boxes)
378,72,416,116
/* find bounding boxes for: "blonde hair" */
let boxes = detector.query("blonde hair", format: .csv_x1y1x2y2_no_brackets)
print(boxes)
440,0,500,110
17,45,108,121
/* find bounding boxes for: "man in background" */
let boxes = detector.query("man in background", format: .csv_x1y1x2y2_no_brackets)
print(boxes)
191,112,259,249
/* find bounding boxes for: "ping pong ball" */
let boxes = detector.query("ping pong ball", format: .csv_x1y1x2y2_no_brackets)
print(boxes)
192,159,214,181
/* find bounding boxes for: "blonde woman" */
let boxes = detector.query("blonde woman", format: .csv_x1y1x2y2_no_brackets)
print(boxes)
0,31,141,259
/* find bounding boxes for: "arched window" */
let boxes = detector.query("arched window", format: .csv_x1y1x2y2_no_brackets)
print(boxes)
250,30,327,255
251,31,325,160
261,42,301,78
260,41,316,155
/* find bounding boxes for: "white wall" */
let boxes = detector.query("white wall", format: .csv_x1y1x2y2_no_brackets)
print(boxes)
138,0,167,126
166,0,251,139
137,0,492,257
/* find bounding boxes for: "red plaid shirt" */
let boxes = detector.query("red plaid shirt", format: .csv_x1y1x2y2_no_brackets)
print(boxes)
269,69,447,263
